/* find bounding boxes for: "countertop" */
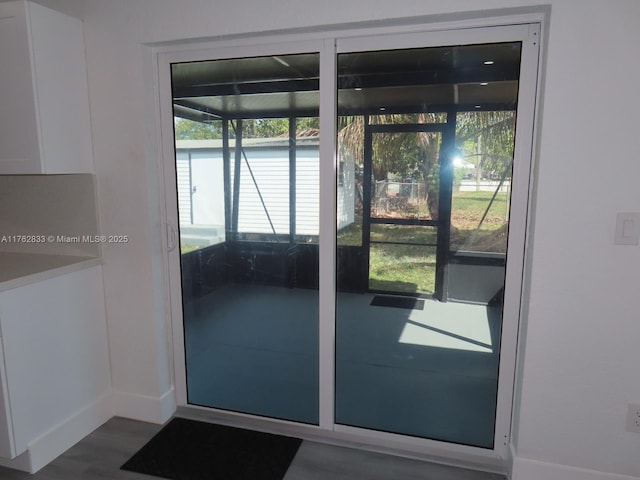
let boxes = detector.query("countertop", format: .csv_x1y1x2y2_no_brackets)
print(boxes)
0,252,101,292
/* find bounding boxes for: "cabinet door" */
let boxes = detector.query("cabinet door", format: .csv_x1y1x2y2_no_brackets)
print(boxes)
28,1,94,174
0,266,110,455
0,0,93,174
0,1,42,174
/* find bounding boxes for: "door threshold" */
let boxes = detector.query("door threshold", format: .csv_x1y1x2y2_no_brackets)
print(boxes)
174,405,508,477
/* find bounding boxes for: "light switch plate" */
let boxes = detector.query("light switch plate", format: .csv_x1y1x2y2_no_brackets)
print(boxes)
615,212,640,245
626,404,640,433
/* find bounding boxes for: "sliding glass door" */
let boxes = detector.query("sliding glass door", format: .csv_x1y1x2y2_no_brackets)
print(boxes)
160,20,539,461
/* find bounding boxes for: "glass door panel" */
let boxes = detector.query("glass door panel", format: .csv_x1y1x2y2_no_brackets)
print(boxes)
172,53,320,424
335,41,522,448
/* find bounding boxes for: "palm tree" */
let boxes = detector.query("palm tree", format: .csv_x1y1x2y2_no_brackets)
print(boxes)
338,110,516,252
338,113,443,219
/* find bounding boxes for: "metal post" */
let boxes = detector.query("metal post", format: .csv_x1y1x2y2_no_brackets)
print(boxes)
362,115,372,291
289,117,297,244
232,119,242,240
223,119,231,240
434,109,456,302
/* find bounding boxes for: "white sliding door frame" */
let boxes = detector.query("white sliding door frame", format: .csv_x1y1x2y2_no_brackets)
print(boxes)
331,21,541,463
153,12,543,474
156,37,326,411
318,37,338,430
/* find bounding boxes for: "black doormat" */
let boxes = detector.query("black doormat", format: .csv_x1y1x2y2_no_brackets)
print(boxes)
371,295,425,310
121,417,302,480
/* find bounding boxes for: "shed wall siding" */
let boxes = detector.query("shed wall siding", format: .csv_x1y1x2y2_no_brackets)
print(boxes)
176,144,351,237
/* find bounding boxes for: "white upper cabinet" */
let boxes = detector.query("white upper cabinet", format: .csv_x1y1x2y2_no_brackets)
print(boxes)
0,1,93,174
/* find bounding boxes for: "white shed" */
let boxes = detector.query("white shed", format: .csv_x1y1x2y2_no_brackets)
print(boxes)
175,137,354,246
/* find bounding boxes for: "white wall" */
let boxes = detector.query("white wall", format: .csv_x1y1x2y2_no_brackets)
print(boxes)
72,0,640,478
511,2,640,478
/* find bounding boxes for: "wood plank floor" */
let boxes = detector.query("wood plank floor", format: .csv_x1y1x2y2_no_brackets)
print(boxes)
0,417,506,480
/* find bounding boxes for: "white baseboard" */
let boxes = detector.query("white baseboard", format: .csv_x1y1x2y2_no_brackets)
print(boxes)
113,387,176,424
0,449,31,472
0,390,113,473
512,456,639,480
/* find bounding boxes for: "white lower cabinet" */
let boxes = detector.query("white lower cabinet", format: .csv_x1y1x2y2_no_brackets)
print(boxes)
0,266,111,468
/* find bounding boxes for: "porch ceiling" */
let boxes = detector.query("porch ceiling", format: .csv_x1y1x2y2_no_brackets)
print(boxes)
172,42,521,121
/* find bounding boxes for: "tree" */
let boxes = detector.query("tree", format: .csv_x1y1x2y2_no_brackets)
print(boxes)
174,116,320,140
338,113,442,219
174,118,222,140
455,111,516,180
338,110,517,239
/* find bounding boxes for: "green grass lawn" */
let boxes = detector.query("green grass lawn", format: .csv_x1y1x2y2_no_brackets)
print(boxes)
339,191,509,294
368,243,437,293
451,190,509,229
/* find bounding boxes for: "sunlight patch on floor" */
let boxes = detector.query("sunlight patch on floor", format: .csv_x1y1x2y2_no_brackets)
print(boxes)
398,301,493,353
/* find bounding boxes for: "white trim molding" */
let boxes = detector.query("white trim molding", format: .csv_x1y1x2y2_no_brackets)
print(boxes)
0,391,112,473
512,456,640,480
113,387,176,425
